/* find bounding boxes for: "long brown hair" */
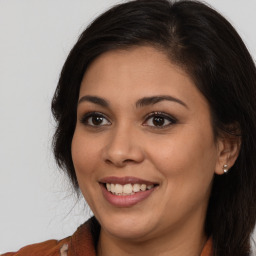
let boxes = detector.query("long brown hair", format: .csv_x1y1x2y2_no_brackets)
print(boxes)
51,1,256,255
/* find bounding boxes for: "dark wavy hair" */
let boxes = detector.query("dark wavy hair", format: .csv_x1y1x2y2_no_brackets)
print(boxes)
51,0,256,255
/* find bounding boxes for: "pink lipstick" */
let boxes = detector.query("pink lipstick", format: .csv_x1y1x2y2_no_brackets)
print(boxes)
99,176,158,207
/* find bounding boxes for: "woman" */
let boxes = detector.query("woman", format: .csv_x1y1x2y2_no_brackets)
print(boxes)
3,0,256,255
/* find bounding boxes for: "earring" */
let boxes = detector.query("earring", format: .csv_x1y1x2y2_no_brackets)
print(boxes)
223,164,228,173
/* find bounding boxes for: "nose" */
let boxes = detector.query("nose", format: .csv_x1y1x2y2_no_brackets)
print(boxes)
102,125,145,167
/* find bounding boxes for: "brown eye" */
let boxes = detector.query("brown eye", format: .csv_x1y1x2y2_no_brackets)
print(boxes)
143,112,176,128
80,112,111,126
91,116,104,125
152,116,165,126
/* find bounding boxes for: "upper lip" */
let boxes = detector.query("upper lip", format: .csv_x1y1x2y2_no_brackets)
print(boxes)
99,176,158,186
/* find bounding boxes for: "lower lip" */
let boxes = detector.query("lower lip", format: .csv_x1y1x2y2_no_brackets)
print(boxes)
100,184,157,207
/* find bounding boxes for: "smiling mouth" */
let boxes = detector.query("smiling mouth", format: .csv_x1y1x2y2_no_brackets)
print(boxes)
104,183,158,196
99,177,159,207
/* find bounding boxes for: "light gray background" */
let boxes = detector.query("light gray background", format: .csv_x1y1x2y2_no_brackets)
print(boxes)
0,0,256,253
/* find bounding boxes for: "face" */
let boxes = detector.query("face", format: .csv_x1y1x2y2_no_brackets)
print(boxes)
72,46,222,242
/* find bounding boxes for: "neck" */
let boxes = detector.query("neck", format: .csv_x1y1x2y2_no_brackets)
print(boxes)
97,217,208,256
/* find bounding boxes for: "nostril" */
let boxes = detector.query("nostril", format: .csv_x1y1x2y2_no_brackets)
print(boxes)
123,159,135,163
105,159,112,165
104,158,135,167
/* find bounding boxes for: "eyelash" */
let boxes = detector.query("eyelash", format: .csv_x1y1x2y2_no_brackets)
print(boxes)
80,111,177,128
80,112,111,127
143,112,177,129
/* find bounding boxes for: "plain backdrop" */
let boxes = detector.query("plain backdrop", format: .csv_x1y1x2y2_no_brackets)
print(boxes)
0,0,256,253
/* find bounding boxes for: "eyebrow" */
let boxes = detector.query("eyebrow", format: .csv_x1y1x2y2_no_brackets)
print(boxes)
78,95,188,109
78,95,109,107
136,95,188,109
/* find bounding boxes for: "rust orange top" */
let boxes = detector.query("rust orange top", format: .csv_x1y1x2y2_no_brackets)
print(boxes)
2,218,213,256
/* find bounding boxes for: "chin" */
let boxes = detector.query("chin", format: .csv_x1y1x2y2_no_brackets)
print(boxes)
98,212,156,240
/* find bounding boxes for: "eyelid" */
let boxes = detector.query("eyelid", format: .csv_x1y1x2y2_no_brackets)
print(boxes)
79,111,176,128
80,111,111,126
143,111,177,128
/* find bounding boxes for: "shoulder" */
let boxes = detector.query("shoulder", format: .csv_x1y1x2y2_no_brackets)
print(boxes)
1,217,98,256
1,237,70,256
200,237,213,256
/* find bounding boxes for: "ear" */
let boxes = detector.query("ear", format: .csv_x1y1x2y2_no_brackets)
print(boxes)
215,134,241,175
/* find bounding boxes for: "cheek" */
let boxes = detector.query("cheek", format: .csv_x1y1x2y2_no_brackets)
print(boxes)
147,127,217,195
71,130,101,207
71,130,99,184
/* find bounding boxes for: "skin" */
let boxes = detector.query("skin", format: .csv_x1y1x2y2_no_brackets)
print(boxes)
71,46,238,256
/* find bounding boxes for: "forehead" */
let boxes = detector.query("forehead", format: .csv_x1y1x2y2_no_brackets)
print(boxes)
79,46,207,110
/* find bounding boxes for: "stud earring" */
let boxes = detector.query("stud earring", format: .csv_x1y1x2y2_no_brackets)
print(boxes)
223,164,228,173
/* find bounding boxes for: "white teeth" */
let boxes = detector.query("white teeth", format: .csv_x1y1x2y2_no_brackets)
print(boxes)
105,183,155,195
133,184,141,192
123,184,133,194
141,184,147,191
115,184,123,194
106,183,111,191
110,184,115,193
